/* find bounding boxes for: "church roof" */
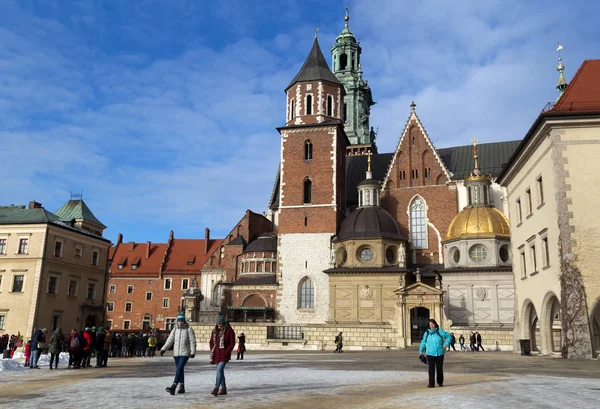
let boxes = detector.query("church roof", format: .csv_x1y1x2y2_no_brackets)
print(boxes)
338,206,405,241
547,59,600,115
55,199,106,228
286,38,341,91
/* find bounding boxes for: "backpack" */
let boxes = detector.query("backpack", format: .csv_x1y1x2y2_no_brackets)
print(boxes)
70,335,80,349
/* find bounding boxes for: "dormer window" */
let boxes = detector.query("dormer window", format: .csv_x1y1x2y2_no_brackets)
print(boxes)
117,256,126,270
118,264,124,270
186,254,195,266
131,263,137,270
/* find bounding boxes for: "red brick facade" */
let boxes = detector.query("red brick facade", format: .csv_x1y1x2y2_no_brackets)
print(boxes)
381,116,458,265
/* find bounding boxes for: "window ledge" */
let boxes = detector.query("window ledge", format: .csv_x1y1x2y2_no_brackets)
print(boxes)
10,291,24,294
520,276,528,281
47,293,58,296
517,222,523,228
537,202,545,210
297,308,315,313
526,213,533,220
530,271,539,277
542,265,551,271
67,295,78,299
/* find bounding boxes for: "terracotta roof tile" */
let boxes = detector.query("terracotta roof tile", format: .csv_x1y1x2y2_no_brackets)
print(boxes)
164,238,224,272
549,60,600,114
109,242,168,277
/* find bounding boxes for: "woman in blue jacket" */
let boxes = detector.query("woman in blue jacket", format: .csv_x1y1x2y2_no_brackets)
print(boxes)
419,319,451,388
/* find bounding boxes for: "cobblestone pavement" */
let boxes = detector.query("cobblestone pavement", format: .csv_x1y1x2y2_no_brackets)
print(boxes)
1,350,599,408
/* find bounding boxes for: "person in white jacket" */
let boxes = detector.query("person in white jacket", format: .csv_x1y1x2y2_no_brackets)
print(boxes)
161,311,197,395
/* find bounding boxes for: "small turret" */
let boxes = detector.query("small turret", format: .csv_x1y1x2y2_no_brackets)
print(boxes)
556,42,568,101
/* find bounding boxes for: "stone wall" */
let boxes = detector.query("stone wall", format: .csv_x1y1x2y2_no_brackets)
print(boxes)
449,326,514,351
189,322,398,351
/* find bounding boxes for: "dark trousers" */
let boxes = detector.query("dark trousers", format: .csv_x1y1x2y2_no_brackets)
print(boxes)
173,356,189,385
237,351,244,360
68,351,79,367
50,353,60,368
102,350,109,367
426,355,444,386
96,350,103,367
477,342,485,351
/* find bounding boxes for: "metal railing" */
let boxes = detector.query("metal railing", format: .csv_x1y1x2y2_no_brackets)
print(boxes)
267,326,304,340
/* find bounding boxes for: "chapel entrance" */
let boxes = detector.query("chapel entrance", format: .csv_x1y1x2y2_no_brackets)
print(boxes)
410,307,430,343
85,315,97,328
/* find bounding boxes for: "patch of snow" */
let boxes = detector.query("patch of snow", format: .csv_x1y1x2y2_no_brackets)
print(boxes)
36,352,69,367
0,358,25,372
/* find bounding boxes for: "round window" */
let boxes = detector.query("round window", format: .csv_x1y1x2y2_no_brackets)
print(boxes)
469,244,488,262
499,245,510,262
359,248,374,262
386,247,396,263
450,247,460,264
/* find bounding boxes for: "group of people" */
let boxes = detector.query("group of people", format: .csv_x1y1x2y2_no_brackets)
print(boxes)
115,331,159,358
160,311,245,397
0,333,24,359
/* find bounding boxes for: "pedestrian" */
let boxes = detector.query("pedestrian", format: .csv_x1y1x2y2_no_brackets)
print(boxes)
82,328,92,367
209,313,235,397
48,327,64,370
161,312,197,396
30,328,47,369
95,327,106,367
110,332,118,357
469,332,476,351
419,319,451,388
449,332,456,351
334,332,344,353
476,332,485,351
24,340,32,367
102,326,112,367
65,329,81,369
236,333,246,360
120,333,128,357
148,332,157,357
459,334,466,351
90,327,97,360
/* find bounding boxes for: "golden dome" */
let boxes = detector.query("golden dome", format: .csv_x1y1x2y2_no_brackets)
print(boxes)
446,206,510,241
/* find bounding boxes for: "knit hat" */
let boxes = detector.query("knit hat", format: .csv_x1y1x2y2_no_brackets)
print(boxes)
176,311,186,322
85,327,91,331
98,327,104,332
92,326,96,331
216,313,225,324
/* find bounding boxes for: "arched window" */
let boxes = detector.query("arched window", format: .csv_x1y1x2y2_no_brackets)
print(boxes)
474,185,481,205
340,53,348,70
303,178,312,204
343,103,347,123
327,95,333,116
410,197,427,249
299,277,314,309
304,140,313,160
290,99,295,120
483,185,489,204
213,282,222,307
306,94,312,115
350,52,354,69
467,187,472,206
257,262,262,272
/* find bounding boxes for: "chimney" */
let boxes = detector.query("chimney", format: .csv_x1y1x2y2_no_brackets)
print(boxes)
204,228,210,255
146,241,151,259
117,233,123,245
29,201,42,209
128,241,135,251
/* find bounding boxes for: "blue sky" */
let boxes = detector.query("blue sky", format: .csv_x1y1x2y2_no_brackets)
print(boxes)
1,0,598,244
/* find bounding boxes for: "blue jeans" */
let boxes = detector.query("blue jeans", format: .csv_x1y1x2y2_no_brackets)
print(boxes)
215,361,227,388
31,350,40,367
173,356,189,385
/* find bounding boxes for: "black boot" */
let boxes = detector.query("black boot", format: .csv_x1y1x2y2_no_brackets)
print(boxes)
211,387,219,396
177,384,185,394
166,384,176,395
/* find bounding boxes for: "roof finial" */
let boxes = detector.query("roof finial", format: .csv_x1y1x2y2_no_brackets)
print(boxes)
410,101,416,111
315,27,319,39
345,6,350,28
471,138,480,176
366,149,373,179
556,42,568,99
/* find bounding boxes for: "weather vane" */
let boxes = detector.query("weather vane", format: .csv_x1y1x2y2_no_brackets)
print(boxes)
315,27,319,38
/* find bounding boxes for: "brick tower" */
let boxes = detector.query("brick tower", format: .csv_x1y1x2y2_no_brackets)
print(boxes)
276,36,348,323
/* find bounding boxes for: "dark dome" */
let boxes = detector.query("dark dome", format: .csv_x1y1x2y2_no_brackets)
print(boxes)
244,234,277,253
357,178,380,187
338,207,404,241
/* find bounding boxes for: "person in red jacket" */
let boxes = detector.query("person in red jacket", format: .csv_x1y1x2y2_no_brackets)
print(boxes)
209,313,235,397
82,328,92,368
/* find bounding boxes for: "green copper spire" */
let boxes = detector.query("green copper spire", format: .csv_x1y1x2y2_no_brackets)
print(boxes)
331,7,375,147
556,42,568,101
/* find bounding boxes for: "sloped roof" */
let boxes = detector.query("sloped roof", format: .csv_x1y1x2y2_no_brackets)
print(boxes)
54,199,106,228
109,242,168,277
164,239,221,272
244,234,277,253
232,275,277,286
548,59,600,115
286,38,341,91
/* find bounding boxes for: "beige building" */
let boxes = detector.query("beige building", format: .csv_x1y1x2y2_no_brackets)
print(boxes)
0,199,111,339
498,59,600,358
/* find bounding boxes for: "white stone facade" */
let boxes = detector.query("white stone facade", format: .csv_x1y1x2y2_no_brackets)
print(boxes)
277,233,333,324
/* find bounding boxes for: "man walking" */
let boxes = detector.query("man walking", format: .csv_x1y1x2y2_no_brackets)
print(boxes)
476,332,485,351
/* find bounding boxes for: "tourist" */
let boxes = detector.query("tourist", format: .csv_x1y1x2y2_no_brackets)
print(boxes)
419,319,451,388
30,328,47,369
65,329,81,369
120,333,128,357
476,332,485,351
469,332,476,351
449,333,456,351
161,311,197,395
90,327,97,360
24,340,32,367
209,313,235,396
82,328,92,367
48,327,64,370
101,326,112,367
148,332,157,357
459,334,466,351
110,331,118,357
95,327,106,367
236,332,246,360
334,332,344,353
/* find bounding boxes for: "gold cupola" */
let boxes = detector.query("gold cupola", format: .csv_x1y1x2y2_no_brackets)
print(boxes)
446,205,510,241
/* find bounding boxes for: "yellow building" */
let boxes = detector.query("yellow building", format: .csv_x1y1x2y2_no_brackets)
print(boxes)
498,59,600,358
0,199,111,339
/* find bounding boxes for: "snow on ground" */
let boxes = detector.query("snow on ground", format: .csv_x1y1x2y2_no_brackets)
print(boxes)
0,358,27,372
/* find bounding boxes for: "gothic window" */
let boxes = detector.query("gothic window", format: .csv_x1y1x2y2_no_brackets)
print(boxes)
410,197,427,249
299,277,314,309
303,178,312,204
327,95,333,116
340,53,348,70
306,94,312,115
304,140,313,160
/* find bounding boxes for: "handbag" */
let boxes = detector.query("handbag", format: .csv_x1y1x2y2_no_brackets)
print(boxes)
419,354,427,364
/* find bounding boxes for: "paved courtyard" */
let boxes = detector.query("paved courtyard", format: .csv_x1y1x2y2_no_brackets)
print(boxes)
1,350,599,408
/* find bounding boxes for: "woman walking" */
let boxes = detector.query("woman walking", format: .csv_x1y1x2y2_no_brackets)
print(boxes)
48,327,64,369
419,319,451,388
236,333,246,360
160,312,197,395
209,313,235,396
